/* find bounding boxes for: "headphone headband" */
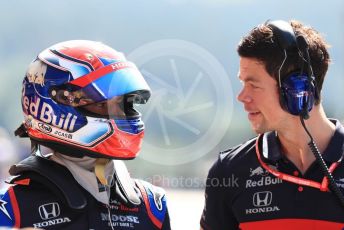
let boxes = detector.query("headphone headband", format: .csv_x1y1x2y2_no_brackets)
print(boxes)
267,20,298,51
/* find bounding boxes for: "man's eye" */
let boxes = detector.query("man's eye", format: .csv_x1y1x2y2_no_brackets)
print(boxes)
251,84,260,89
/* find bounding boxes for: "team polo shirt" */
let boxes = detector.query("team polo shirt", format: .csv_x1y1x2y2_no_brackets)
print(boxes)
201,119,344,230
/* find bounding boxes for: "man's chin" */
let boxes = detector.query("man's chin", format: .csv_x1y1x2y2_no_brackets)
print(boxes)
252,129,264,134
251,124,268,134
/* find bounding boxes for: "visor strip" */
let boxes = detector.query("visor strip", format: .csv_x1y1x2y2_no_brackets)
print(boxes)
69,61,135,88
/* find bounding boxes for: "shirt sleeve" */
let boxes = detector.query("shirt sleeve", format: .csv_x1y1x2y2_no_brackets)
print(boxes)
200,157,239,230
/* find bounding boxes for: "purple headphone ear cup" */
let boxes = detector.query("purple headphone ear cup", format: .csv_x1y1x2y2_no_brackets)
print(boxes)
280,73,315,116
268,20,317,118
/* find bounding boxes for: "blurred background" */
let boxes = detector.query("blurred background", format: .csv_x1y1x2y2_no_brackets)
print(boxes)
0,0,343,229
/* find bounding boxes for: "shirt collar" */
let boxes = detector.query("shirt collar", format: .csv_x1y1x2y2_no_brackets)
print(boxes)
261,119,344,163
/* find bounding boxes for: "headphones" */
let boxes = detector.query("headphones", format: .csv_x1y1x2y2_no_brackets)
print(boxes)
267,20,318,119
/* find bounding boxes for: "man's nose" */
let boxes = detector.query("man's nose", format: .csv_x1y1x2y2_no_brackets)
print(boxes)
237,87,252,103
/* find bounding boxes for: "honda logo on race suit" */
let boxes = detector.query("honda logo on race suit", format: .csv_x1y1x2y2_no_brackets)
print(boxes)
38,202,60,220
253,191,272,207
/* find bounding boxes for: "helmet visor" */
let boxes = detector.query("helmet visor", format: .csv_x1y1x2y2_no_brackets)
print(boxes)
51,63,151,107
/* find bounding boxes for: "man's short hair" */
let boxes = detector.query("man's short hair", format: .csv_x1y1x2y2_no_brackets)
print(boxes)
237,20,330,105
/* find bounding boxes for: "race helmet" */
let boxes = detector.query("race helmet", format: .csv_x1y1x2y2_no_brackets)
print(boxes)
17,40,151,159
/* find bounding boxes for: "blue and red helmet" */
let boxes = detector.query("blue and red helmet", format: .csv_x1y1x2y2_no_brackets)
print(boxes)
19,40,151,159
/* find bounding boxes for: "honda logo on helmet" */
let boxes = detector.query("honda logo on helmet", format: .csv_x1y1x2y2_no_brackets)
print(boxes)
253,191,272,207
38,202,60,220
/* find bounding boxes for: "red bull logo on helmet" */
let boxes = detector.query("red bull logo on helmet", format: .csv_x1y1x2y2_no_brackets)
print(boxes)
26,60,47,87
22,96,77,132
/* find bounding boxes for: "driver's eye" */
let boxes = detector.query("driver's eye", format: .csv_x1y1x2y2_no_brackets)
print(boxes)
96,102,107,108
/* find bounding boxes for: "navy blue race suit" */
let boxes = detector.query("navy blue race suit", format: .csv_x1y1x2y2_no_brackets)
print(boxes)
0,156,171,230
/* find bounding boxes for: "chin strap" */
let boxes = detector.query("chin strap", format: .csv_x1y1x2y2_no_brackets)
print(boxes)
95,158,110,185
